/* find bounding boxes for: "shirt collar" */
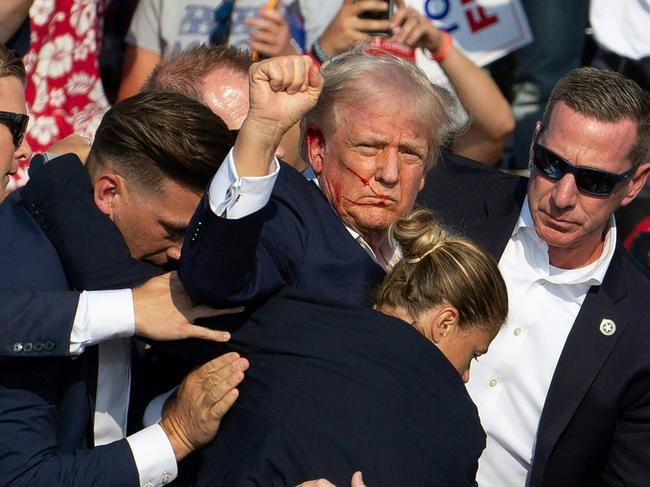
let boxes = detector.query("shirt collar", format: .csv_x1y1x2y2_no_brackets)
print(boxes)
513,196,616,286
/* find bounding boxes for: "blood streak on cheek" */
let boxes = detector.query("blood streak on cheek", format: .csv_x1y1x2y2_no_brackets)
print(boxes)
344,166,388,202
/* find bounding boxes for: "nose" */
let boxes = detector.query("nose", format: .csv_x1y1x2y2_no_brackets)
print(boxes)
166,244,182,262
550,173,578,210
374,149,399,186
15,136,32,166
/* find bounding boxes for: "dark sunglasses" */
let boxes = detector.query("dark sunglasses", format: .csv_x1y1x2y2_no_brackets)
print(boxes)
210,0,235,46
531,141,636,197
0,111,29,148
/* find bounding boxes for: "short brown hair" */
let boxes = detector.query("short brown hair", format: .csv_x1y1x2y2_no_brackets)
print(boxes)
0,45,26,84
542,67,650,166
375,208,508,334
141,43,252,103
87,91,233,192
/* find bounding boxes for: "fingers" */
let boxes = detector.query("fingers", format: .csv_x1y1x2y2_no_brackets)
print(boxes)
258,55,314,94
208,387,239,419
201,355,250,387
296,480,337,487
350,0,389,16
351,471,366,487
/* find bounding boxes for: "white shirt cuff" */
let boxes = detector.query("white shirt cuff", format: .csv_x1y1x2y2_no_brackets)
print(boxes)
127,424,178,487
69,289,135,355
208,148,279,219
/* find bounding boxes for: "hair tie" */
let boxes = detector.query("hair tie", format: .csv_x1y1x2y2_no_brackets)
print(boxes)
403,242,445,264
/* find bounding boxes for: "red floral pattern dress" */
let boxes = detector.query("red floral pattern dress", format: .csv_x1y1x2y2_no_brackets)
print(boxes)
10,0,109,190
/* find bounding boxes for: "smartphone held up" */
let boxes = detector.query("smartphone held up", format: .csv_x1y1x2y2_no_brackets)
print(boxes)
358,0,394,36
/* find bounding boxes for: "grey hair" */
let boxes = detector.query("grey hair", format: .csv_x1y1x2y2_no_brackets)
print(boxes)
300,46,467,170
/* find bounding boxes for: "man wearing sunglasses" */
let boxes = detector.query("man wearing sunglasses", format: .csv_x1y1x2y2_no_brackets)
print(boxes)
0,45,31,202
419,67,650,487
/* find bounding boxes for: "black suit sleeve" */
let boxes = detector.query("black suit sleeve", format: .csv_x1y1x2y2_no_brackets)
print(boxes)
0,359,139,486
601,388,650,486
21,154,162,291
0,290,79,357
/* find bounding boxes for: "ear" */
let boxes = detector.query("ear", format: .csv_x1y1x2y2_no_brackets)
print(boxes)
306,125,326,175
621,162,650,207
419,173,426,191
93,172,125,219
429,306,460,344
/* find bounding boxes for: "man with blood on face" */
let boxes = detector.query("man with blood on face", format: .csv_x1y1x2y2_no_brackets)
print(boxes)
178,49,464,309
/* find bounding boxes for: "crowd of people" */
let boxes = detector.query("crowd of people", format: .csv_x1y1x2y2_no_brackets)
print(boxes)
1,1,650,486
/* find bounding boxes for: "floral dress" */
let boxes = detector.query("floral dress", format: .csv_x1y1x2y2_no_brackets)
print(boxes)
10,0,109,190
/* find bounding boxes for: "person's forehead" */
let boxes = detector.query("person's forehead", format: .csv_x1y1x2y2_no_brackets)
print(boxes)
334,102,428,137
201,69,249,129
543,102,637,172
0,76,26,113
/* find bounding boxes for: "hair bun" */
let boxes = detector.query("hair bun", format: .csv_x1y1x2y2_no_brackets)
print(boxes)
391,207,448,263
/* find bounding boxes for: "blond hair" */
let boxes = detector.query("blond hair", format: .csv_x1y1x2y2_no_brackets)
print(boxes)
376,208,508,332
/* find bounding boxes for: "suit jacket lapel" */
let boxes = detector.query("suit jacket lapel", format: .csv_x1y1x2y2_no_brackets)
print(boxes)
529,250,628,486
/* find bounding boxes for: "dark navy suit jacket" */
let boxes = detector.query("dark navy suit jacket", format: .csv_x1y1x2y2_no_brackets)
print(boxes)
17,155,487,485
178,162,386,308
419,152,650,487
173,290,485,486
0,164,144,485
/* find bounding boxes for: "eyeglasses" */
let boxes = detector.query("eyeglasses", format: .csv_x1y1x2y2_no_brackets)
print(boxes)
531,141,636,197
0,111,29,148
210,0,235,46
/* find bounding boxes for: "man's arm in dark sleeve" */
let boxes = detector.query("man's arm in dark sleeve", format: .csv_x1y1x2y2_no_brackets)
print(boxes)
601,387,650,486
0,361,140,487
0,290,78,357
20,154,161,290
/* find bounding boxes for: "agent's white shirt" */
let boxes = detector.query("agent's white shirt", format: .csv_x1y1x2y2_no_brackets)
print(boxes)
467,197,616,487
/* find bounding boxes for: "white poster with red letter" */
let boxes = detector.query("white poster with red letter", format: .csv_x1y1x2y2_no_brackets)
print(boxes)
407,0,533,82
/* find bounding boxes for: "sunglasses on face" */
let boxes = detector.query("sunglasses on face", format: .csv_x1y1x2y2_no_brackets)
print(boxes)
531,141,636,197
0,111,29,148
210,0,235,46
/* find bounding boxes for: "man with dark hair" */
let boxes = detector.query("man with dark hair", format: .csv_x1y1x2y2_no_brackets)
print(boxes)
419,67,650,487
0,90,250,486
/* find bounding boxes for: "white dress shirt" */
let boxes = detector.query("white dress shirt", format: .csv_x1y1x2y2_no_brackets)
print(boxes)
466,197,616,487
68,290,177,486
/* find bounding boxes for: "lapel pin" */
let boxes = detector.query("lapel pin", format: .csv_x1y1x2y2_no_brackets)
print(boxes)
599,318,616,336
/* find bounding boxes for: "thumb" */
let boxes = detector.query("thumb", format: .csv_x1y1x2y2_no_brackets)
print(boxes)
183,324,231,342
308,63,324,93
394,0,406,8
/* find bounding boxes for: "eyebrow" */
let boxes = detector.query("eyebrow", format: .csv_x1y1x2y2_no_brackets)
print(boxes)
160,220,188,236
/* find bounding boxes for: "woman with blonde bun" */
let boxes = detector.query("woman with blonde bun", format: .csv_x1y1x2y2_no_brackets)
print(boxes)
376,207,508,383
176,207,508,486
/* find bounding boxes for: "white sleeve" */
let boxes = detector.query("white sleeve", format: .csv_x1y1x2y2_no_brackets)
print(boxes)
127,424,177,487
125,0,163,54
208,148,280,219
69,290,135,355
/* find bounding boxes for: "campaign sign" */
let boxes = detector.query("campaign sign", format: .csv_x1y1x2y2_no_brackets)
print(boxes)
407,0,533,81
